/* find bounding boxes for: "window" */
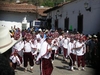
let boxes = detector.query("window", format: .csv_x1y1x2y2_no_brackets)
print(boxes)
35,21,41,26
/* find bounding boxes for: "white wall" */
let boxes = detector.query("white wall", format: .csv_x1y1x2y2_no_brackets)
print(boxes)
50,0,100,34
0,11,36,30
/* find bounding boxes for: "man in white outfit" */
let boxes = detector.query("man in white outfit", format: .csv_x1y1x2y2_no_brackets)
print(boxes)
36,37,53,75
75,37,86,70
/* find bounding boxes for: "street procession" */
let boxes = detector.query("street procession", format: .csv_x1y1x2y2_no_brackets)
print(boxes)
0,0,100,75
0,25,100,75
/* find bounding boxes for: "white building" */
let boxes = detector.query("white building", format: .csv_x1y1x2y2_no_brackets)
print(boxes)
44,0,100,34
0,2,49,30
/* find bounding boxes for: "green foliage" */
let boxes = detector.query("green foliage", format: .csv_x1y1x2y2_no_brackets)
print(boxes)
0,0,72,7
42,0,54,7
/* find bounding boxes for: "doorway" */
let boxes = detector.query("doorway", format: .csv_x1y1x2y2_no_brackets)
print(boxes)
77,14,83,33
64,17,69,31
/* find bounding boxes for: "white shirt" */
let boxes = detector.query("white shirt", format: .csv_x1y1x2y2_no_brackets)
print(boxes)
36,41,52,61
68,42,74,55
75,41,84,56
36,42,41,52
19,41,34,52
51,39,58,51
40,38,45,44
12,41,23,57
10,55,21,65
62,38,69,49
36,33,41,39
31,42,37,55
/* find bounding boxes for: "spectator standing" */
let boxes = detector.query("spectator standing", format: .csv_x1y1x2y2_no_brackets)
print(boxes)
0,25,21,75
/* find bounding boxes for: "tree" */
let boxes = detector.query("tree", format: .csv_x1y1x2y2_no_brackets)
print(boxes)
0,0,72,7
42,0,54,7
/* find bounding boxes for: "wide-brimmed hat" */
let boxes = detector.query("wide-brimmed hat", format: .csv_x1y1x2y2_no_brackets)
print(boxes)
88,34,92,38
93,35,97,38
45,29,48,33
0,25,21,54
38,28,42,32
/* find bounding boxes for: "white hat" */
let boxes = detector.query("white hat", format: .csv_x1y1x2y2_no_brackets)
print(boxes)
93,35,97,38
45,29,48,33
0,25,21,54
88,34,92,38
66,30,69,33
38,28,42,32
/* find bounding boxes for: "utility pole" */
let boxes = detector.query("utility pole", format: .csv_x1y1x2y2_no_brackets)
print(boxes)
35,0,38,20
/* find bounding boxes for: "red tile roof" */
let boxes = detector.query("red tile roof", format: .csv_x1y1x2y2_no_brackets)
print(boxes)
0,3,50,16
38,7,51,16
0,3,36,13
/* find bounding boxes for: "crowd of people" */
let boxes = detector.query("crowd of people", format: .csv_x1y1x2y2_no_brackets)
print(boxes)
0,25,100,75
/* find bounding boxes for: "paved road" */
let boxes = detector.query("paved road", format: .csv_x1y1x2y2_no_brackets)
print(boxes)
15,55,95,75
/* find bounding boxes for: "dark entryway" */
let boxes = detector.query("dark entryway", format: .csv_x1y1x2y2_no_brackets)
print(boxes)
64,17,69,31
47,18,52,29
30,21,33,28
77,13,83,33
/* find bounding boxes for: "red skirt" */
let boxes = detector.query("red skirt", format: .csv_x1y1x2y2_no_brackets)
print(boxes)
41,58,53,75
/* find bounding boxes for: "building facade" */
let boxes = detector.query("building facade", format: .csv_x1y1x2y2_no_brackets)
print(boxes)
0,2,49,30
45,0,100,34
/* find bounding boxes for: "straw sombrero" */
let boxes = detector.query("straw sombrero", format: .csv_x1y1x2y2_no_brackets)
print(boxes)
0,25,21,54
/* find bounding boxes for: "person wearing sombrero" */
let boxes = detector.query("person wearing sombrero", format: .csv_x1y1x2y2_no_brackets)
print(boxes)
0,25,21,75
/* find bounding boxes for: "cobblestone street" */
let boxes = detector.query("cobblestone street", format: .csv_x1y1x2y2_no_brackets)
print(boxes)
15,55,95,75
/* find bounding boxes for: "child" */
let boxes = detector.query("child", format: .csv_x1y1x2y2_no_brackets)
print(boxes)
10,52,21,70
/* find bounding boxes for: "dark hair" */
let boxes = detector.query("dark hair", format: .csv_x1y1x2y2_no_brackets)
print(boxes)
45,37,52,41
0,48,15,75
